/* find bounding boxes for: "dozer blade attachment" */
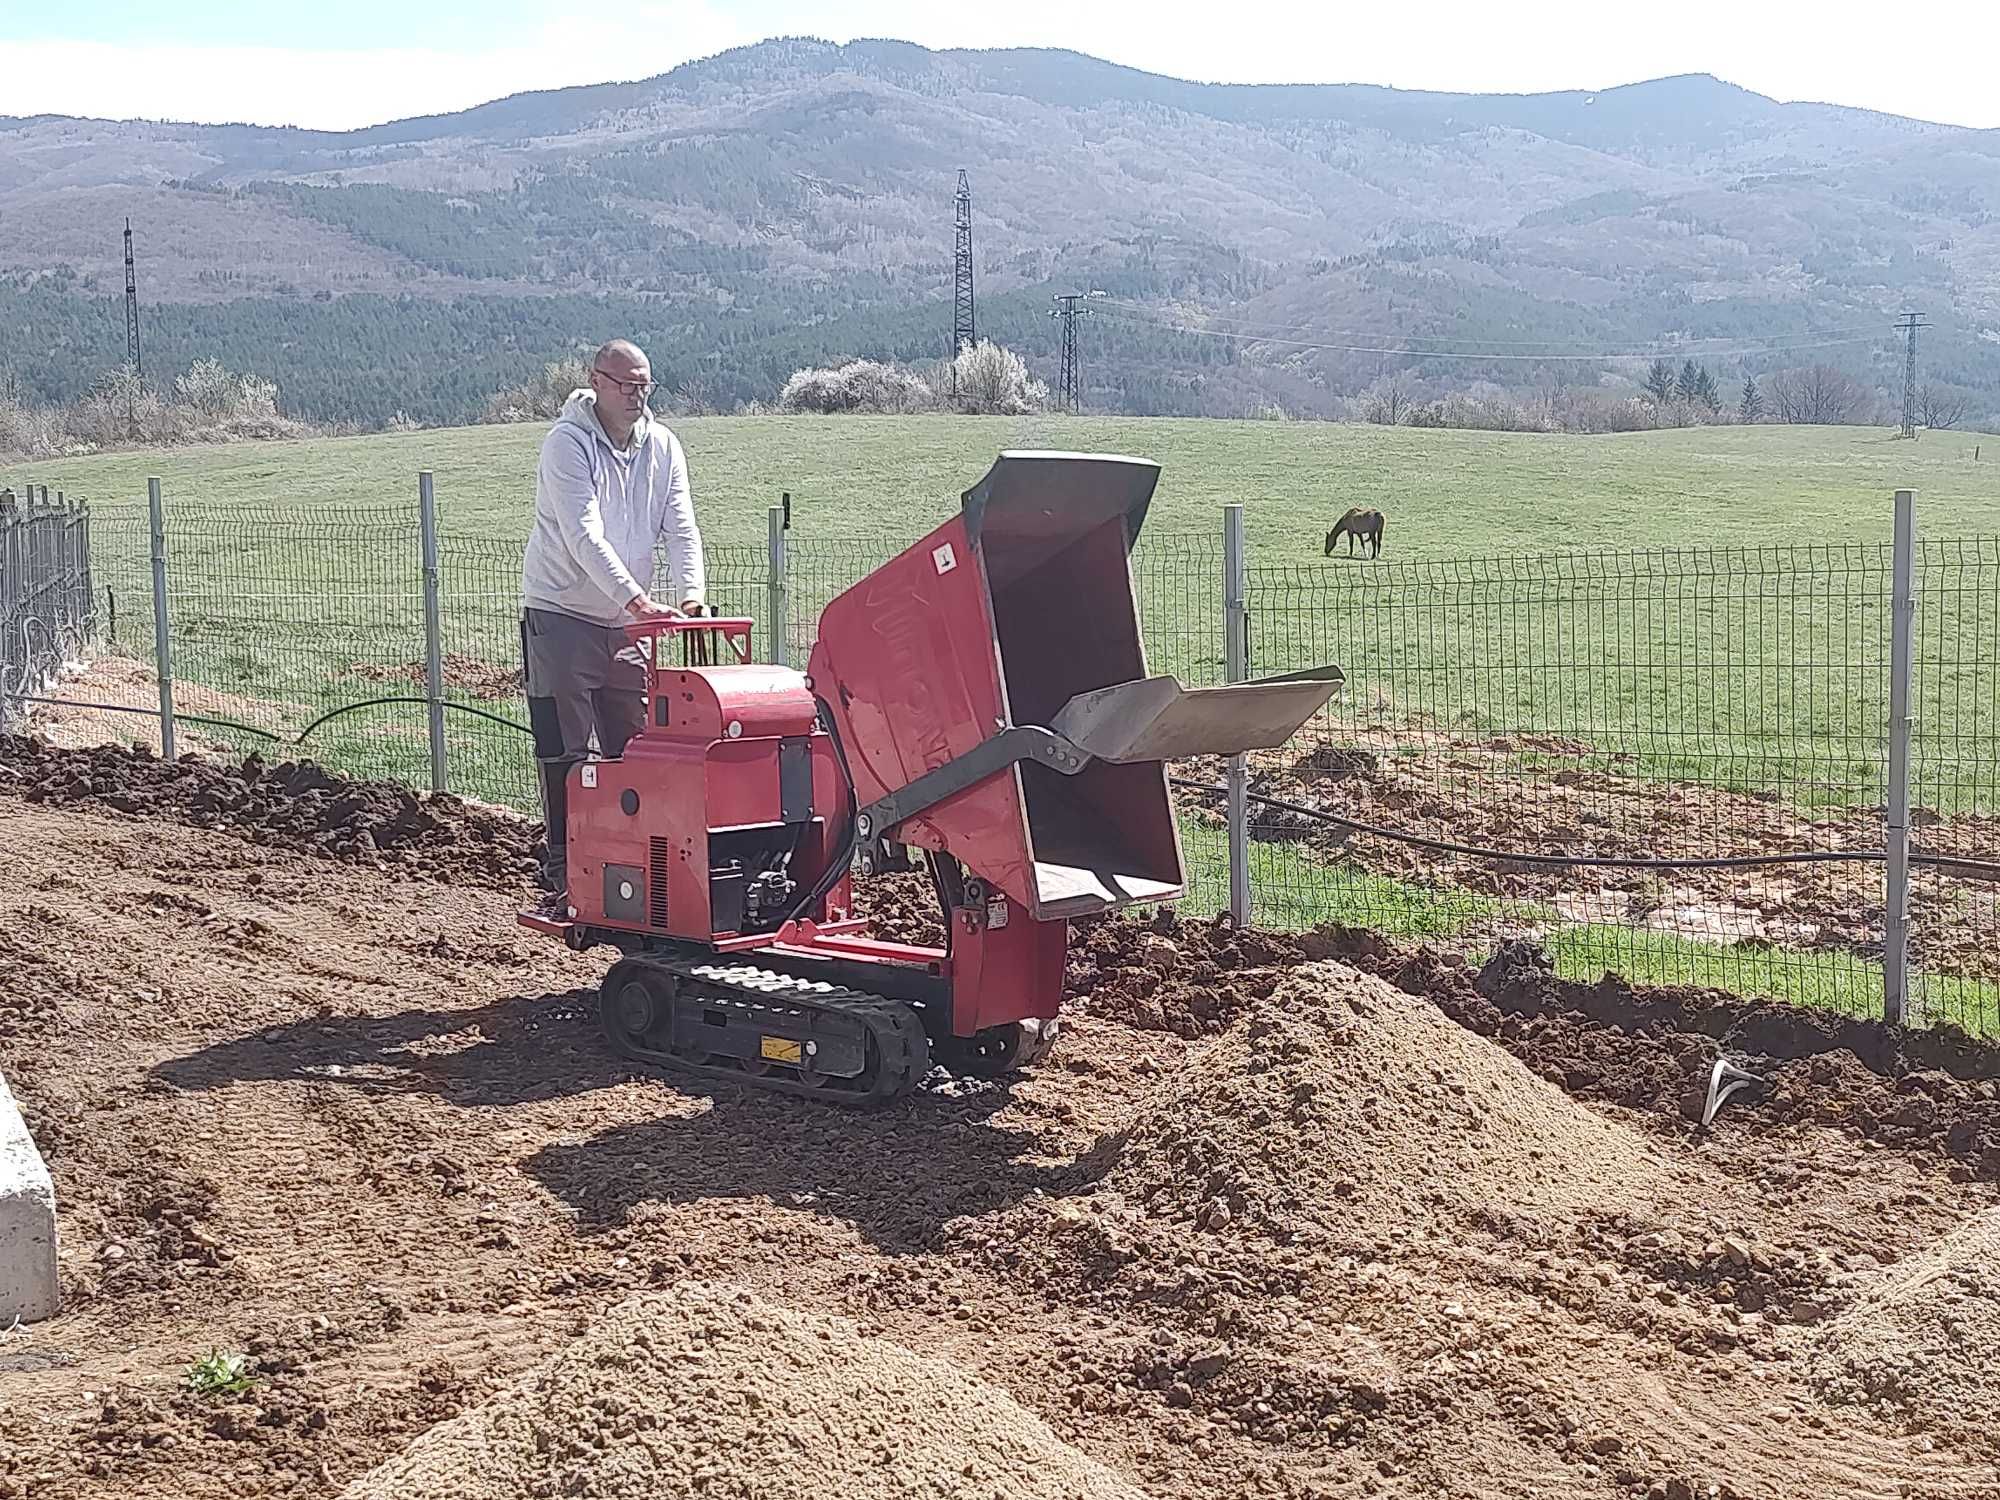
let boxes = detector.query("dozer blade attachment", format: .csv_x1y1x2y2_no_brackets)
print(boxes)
1050,666,1343,763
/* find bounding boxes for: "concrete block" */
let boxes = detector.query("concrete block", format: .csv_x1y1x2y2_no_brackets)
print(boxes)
0,1072,59,1325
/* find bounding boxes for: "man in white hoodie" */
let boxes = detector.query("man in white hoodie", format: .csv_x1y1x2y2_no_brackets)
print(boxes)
520,338,705,907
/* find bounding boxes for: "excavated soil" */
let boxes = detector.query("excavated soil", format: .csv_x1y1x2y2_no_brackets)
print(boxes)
2,739,1999,1500
1064,907,2000,1183
0,736,540,886
336,1283,1144,1500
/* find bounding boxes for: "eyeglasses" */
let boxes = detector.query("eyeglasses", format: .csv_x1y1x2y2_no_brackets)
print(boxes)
592,367,655,397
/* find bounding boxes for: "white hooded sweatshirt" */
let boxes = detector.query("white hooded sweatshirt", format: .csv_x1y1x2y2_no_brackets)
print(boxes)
520,389,705,626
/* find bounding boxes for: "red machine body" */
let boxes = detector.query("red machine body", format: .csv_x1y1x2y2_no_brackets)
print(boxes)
526,452,1340,1099
549,613,1062,1042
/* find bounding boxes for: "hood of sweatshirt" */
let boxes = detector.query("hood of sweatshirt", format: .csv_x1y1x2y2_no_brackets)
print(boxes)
556,388,651,455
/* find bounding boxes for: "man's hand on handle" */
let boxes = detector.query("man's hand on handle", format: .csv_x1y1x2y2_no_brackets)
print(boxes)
623,593,685,622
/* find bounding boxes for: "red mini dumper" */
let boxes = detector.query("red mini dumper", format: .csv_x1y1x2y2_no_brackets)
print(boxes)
523,451,1340,1104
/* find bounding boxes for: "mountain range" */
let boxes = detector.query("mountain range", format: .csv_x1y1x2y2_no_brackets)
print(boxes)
3,37,1997,427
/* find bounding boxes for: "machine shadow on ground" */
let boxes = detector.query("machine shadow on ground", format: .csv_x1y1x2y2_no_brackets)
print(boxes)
148,988,638,1107
519,1082,1098,1255
147,984,1085,1253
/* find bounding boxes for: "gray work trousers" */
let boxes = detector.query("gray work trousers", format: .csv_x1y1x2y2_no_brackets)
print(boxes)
520,606,648,892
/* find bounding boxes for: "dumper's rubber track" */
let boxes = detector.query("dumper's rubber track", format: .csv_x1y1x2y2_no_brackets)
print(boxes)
599,954,930,1107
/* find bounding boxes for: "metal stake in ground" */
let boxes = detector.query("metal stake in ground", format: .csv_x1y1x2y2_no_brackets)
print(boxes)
1224,504,1251,927
147,477,176,760
1884,488,1916,1025
418,471,448,793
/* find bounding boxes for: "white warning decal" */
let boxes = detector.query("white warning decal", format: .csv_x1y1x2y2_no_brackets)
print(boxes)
932,543,958,575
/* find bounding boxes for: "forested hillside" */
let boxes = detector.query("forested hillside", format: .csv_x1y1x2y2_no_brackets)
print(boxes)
4,38,1997,427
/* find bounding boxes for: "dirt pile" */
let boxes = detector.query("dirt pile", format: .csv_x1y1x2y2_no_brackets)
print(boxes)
1052,902,2000,1182
1811,1207,2000,1459
1064,906,1302,1038
336,1282,1146,1500
0,736,540,886
962,962,1994,1498
1066,962,1700,1252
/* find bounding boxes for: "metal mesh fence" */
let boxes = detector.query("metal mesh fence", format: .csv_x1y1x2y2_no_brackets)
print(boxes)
1204,543,1996,1032
16,480,1996,1035
1908,539,2000,1030
0,490,94,730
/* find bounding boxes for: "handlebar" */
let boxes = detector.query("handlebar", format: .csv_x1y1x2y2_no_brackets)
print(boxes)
623,613,756,670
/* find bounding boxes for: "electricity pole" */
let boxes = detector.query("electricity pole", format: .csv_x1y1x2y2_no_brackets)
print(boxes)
124,218,143,435
1050,293,1090,413
1898,310,1926,439
953,170,975,356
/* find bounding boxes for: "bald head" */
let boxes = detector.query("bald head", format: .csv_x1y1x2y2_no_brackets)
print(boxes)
587,338,653,447
594,338,646,368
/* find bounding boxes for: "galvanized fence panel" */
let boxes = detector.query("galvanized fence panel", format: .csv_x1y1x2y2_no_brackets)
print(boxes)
1232,546,1898,1014
18,474,1997,1036
1908,538,2000,1032
0,490,94,730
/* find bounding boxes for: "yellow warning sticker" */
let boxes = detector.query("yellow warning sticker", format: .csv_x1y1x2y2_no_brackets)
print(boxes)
759,1036,804,1064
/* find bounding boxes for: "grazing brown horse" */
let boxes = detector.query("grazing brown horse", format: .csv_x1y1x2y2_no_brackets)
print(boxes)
1324,507,1385,559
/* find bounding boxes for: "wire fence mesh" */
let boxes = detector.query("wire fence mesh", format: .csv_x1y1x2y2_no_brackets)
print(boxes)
0,488,94,731
1907,538,2000,1031
15,482,1997,1036
1224,547,1901,1000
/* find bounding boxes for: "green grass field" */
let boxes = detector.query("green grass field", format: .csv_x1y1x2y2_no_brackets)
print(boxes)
21,414,2000,551
32,415,1995,809
10,416,1997,1028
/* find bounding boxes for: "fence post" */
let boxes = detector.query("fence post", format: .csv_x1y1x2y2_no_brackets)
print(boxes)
767,502,789,668
147,477,177,760
1224,504,1251,928
418,470,448,793
0,492,19,733
1883,488,1916,1025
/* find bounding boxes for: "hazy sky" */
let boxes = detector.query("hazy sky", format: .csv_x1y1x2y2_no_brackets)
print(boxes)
6,1,1998,132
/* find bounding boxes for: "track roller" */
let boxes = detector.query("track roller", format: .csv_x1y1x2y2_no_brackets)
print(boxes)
600,954,929,1106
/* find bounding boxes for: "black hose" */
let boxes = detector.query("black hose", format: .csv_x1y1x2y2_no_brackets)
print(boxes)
2,694,288,741
3,691,533,748
1168,777,2000,879
787,692,860,924
295,696,531,740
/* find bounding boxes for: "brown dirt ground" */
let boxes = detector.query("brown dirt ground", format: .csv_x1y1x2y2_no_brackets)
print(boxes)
1,740,1998,1500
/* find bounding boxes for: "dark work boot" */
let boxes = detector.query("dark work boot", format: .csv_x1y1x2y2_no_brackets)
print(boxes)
535,756,573,911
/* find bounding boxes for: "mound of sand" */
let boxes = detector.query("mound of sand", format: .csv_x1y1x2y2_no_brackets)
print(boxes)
337,1282,1146,1500
1103,961,1699,1242
1811,1207,2000,1450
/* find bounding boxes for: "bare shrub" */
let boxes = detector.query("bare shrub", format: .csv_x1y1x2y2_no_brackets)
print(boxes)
480,357,593,424
931,340,1048,415
779,359,937,415
1,360,312,458
1766,365,1875,425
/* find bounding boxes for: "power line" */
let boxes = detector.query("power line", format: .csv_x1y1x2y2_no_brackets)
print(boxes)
1898,310,1927,439
1093,307,1883,363
123,218,141,381
1050,293,1091,412
1090,296,1888,352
